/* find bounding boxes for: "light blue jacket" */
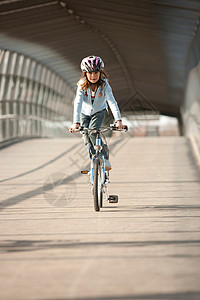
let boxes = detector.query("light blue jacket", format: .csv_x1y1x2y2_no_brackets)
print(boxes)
73,79,121,123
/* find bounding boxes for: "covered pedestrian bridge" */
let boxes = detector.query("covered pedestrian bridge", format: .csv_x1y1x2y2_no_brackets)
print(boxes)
0,1,200,300
0,0,200,142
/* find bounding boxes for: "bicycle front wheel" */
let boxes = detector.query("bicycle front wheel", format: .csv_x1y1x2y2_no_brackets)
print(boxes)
93,159,102,211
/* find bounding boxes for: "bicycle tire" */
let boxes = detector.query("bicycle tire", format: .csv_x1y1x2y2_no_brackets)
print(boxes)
93,159,101,211
98,166,103,208
100,190,103,208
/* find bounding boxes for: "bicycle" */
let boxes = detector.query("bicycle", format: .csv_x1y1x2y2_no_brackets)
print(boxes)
76,124,128,211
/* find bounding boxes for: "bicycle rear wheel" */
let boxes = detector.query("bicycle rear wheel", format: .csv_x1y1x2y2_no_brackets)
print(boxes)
93,159,102,211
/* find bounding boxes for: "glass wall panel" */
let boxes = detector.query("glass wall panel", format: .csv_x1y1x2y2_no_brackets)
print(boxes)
22,57,31,78
50,73,56,90
21,78,28,101
58,80,64,95
26,79,33,103
0,49,5,67
35,64,42,83
14,54,24,76
32,81,39,103
0,75,7,100
7,52,17,75
43,86,49,106
54,76,60,93
3,76,10,101
38,84,44,105
29,60,37,80
5,75,15,100
40,66,47,85
0,48,74,140
0,51,10,74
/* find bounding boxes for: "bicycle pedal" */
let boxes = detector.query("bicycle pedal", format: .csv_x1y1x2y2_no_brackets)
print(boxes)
108,195,118,203
81,170,89,174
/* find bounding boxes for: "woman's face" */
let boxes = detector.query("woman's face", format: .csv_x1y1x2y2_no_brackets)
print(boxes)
86,71,100,84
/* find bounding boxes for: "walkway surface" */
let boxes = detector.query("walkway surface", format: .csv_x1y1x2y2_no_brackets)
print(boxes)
0,136,200,300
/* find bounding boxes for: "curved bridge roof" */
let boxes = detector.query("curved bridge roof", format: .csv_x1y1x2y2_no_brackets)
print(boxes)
0,0,200,117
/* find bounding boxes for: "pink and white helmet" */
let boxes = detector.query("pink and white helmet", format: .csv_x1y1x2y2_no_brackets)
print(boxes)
81,55,104,73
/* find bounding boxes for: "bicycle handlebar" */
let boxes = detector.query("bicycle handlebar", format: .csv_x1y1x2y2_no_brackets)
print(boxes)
75,124,128,133
110,124,128,132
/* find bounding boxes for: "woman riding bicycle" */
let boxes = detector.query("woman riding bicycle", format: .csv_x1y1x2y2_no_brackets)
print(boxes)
69,55,125,170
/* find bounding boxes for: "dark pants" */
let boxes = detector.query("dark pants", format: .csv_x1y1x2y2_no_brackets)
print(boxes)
80,109,109,159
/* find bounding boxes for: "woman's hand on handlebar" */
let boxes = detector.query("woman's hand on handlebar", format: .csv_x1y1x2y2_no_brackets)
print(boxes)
69,123,80,133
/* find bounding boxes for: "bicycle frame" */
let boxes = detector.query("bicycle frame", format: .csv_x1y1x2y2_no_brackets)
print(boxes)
90,131,106,188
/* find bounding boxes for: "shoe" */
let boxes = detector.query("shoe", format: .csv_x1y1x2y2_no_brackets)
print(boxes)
105,159,112,171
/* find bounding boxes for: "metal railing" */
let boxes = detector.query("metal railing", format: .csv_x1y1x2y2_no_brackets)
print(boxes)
0,114,72,142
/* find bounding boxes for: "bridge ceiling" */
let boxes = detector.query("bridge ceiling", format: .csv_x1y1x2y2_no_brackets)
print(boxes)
0,0,200,117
